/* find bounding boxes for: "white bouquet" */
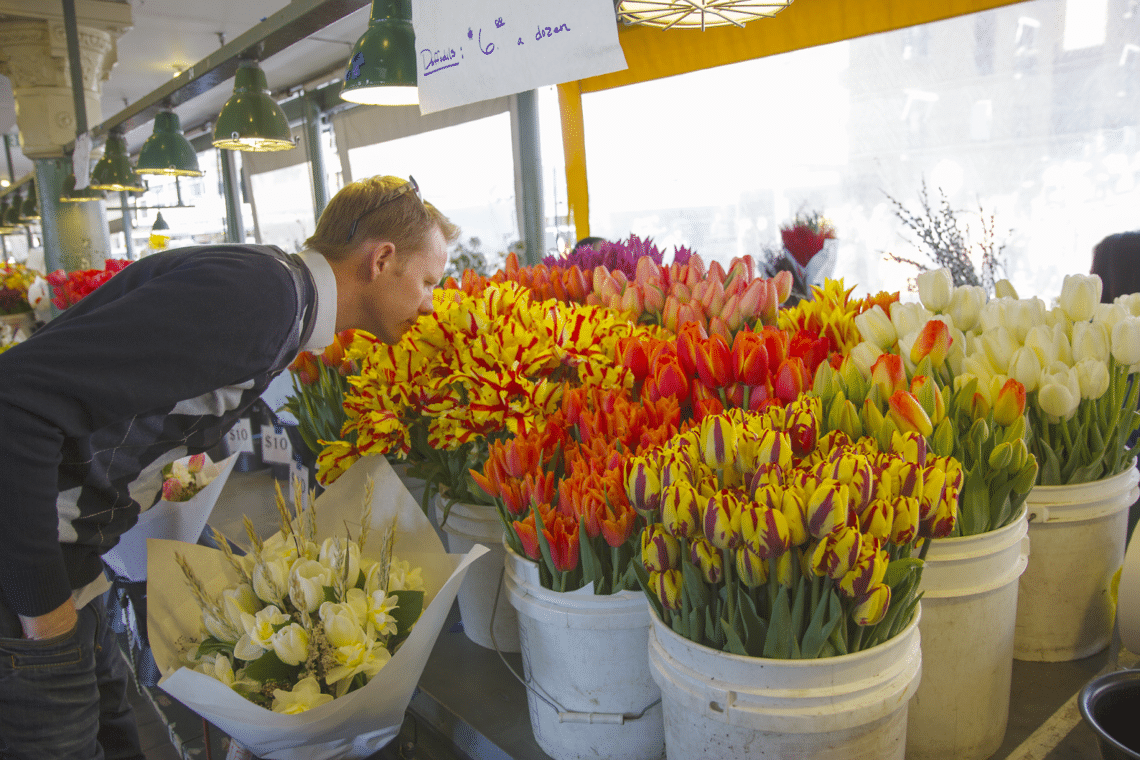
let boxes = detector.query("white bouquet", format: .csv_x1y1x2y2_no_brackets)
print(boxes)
147,455,488,759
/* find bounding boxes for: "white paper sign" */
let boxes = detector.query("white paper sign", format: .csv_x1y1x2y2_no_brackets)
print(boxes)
226,418,254,454
413,0,627,115
260,424,293,464
73,133,92,189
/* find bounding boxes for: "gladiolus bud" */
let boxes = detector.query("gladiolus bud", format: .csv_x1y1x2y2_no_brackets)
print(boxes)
641,524,680,572
889,390,934,438
690,536,724,584
853,584,891,626
911,320,953,368
649,569,683,611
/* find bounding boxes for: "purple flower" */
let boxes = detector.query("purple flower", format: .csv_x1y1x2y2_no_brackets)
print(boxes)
544,234,675,280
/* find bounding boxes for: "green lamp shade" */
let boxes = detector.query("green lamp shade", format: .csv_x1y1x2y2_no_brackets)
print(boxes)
213,60,295,152
19,182,40,221
137,111,203,176
60,172,106,203
4,194,22,228
90,134,146,193
341,0,418,106
151,211,170,231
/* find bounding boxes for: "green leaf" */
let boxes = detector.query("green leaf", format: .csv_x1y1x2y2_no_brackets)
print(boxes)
578,517,605,591
738,593,768,657
195,636,235,659
688,606,704,644
389,589,424,643
705,607,726,649
763,585,793,659
240,650,302,684
631,559,665,623
682,558,712,611
1039,440,1061,485
800,588,843,659
883,557,923,590
722,619,748,656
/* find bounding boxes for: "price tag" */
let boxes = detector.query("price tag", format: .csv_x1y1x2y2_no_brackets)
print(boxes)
288,463,310,510
261,425,294,464
226,418,254,453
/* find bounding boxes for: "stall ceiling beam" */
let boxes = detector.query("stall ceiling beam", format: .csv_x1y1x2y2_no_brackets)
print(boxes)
580,0,1029,93
71,0,369,147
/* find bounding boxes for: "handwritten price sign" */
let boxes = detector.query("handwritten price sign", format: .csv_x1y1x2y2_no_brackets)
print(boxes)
413,0,627,114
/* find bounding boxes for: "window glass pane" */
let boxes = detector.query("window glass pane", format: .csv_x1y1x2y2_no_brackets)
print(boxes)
347,112,519,266
582,0,1140,301
249,162,319,253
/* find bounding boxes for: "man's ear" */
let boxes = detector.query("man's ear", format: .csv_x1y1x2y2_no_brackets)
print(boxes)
365,241,397,281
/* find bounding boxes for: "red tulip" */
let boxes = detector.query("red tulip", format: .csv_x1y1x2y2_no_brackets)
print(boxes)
731,329,769,386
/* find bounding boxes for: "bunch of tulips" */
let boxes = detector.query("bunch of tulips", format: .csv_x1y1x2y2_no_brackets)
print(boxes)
45,258,131,310
626,397,961,658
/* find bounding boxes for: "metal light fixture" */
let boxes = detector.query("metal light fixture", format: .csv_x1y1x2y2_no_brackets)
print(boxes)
213,59,295,152
615,0,793,30
340,0,418,106
60,171,106,203
151,212,170,231
137,110,204,176
90,131,146,193
19,181,40,221
3,191,23,228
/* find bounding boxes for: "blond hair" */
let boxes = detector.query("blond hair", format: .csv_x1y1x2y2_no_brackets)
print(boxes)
305,175,459,261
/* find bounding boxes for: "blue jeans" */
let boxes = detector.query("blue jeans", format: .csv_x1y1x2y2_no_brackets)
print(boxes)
0,594,145,760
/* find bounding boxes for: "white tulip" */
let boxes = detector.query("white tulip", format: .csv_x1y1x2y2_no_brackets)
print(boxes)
854,305,897,350
270,623,310,666
947,326,968,376
1038,375,1080,420
252,556,292,606
1051,322,1074,366
319,601,390,685
947,285,987,332
1094,302,1129,332
289,559,334,614
917,268,954,312
1024,325,1057,367
1116,292,1140,317
1072,321,1111,365
981,326,1019,373
271,676,334,715
964,351,997,381
1111,317,1140,366
1008,346,1043,392
978,299,1009,334
1075,358,1111,400
196,654,236,688
994,279,1019,299
222,584,262,633
319,538,362,589
890,301,934,340
1059,273,1103,323
202,608,239,644
1007,298,1047,342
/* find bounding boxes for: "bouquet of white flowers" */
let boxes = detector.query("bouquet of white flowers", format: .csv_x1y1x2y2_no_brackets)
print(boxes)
147,455,487,759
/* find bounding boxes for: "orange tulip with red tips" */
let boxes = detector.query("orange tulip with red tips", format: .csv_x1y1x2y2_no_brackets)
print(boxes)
910,319,953,368
773,357,809,404
993,378,1027,427
652,355,690,401
513,514,540,560
870,354,907,398
695,333,733,389
601,504,636,548
289,351,320,386
617,336,650,384
888,390,934,437
545,512,580,573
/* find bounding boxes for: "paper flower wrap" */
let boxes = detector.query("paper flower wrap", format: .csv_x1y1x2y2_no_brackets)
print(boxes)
103,453,240,582
146,455,488,759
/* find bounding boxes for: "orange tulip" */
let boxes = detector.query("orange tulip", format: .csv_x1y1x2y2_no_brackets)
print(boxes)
732,329,769,386
601,504,636,548
870,354,908,398
888,390,934,438
910,319,953,368
545,513,580,572
773,357,809,404
993,378,1027,427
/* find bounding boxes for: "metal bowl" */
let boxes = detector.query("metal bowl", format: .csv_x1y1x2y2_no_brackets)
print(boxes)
1079,669,1140,760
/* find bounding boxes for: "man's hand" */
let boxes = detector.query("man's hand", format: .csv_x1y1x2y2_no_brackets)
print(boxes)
19,596,77,640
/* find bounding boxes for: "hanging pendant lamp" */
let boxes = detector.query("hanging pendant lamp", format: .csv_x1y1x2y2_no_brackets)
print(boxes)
340,0,418,106
151,211,170,231
19,181,40,221
213,60,295,152
615,0,793,30
60,171,106,203
137,111,204,176
90,132,146,193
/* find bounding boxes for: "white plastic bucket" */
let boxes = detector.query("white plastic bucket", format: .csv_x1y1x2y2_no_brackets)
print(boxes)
906,510,1030,760
1016,464,1140,662
433,495,520,652
504,546,665,760
648,606,921,760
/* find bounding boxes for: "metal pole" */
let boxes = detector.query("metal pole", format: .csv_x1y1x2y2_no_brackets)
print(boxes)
240,159,263,245
61,0,88,137
219,149,245,244
302,92,329,223
120,190,136,259
3,134,14,183
515,89,545,267
36,158,67,274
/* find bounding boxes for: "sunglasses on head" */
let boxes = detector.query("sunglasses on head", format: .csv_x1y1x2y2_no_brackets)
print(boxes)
345,176,423,244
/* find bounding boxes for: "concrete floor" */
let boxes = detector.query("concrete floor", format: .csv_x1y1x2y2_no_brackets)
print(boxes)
122,467,1134,760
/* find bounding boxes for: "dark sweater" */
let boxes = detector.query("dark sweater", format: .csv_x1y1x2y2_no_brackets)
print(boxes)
0,245,316,617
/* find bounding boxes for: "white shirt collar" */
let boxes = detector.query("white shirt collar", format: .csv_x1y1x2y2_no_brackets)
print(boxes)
298,249,337,352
